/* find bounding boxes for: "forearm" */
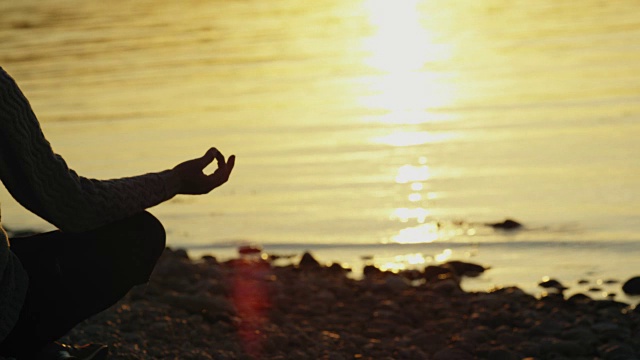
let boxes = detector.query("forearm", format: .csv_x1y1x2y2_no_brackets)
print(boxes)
0,68,177,232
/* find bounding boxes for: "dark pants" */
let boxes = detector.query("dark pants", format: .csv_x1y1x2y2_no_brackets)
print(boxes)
0,211,166,358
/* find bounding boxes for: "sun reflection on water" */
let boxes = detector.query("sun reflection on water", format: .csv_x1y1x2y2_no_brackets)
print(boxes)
362,0,443,72
395,164,431,183
435,249,453,262
360,0,456,124
392,207,430,223
391,223,440,244
379,253,427,273
360,0,463,245
373,131,460,146
376,249,453,273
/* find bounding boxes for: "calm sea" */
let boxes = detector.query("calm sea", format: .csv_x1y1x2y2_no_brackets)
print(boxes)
2,0,640,301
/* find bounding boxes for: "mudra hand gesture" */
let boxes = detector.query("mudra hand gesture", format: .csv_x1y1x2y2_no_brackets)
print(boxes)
170,148,236,195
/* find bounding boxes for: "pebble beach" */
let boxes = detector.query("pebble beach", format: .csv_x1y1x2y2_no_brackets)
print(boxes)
58,248,640,360
1,1,640,359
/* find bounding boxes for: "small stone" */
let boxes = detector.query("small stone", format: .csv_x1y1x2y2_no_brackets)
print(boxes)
543,340,587,356
538,278,567,291
622,276,640,295
592,322,619,334
562,327,596,344
423,265,454,281
383,275,411,292
487,348,520,360
328,262,348,274
238,244,262,255
201,255,217,263
363,264,382,277
431,278,462,294
599,343,637,360
567,293,592,305
398,269,422,280
517,342,541,358
432,347,474,360
298,252,321,270
444,261,487,277
457,328,493,345
593,299,629,310
173,248,190,259
316,289,336,302
397,346,427,359
472,293,507,311
496,332,524,346
529,318,564,337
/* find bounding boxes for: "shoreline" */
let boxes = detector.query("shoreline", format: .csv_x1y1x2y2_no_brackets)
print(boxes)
60,247,640,359
188,241,640,306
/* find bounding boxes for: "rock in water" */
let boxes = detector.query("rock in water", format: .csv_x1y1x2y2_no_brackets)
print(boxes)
622,276,640,295
487,219,523,230
444,261,487,277
538,279,567,292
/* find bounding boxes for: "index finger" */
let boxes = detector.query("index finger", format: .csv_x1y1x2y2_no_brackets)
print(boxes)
214,149,226,168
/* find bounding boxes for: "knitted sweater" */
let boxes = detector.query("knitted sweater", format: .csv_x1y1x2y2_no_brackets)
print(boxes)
0,67,181,342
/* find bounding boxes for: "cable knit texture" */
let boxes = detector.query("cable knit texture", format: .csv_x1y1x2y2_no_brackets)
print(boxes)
0,67,180,342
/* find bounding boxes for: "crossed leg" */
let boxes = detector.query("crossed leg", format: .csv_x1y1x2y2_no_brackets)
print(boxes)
0,211,166,358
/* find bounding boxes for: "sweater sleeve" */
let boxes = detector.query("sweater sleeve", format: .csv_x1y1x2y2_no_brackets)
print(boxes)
0,67,181,233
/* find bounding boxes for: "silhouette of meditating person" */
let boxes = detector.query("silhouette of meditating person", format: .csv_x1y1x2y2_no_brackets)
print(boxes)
0,67,235,359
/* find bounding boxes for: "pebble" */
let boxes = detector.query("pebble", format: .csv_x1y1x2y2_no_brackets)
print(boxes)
487,348,520,360
298,252,321,270
444,260,487,277
432,347,474,360
599,343,639,360
622,276,640,295
567,293,592,305
592,322,620,335
538,278,568,291
431,278,462,294
382,275,410,292
562,327,597,345
423,265,454,281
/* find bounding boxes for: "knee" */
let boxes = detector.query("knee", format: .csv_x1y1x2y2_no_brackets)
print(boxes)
137,211,166,261
122,211,166,284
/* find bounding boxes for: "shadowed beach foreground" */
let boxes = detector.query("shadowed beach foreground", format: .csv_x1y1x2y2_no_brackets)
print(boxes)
59,248,640,360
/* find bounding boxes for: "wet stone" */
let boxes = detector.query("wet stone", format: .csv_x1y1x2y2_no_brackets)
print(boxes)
432,347,474,360
599,343,638,360
622,276,640,295
298,252,321,270
487,347,520,360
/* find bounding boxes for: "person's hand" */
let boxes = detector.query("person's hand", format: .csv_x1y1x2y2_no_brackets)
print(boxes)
171,148,235,195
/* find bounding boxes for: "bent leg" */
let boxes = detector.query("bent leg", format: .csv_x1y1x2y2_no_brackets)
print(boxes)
0,211,166,357
57,211,166,299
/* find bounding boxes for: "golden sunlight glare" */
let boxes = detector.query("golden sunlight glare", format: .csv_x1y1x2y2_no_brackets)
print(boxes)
360,0,455,126
395,164,431,183
391,223,440,244
373,130,459,146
